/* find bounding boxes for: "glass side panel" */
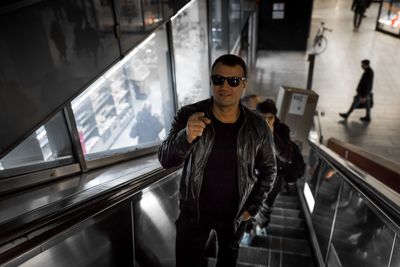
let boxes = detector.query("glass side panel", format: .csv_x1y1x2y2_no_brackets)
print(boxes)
331,181,395,267
171,0,210,107
390,235,400,267
0,112,74,174
72,25,174,159
311,161,342,260
377,0,400,35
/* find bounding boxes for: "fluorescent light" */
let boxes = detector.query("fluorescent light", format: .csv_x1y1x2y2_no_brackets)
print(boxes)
304,182,315,213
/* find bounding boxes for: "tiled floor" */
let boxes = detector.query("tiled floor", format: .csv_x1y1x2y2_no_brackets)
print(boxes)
249,0,400,163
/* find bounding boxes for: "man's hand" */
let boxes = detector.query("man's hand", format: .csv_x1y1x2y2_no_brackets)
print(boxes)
186,112,211,144
359,97,367,104
242,210,252,221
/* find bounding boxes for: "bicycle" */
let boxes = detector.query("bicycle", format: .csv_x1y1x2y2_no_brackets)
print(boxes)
312,22,332,55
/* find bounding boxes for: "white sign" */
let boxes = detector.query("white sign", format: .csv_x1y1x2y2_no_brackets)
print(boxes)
289,93,308,115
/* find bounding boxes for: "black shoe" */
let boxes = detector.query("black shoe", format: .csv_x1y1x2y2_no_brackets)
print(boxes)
339,113,348,119
360,116,371,122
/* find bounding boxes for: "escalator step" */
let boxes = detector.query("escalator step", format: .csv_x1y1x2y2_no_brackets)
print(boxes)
270,214,305,228
206,257,267,267
274,201,300,210
272,207,301,218
267,224,308,239
251,235,312,257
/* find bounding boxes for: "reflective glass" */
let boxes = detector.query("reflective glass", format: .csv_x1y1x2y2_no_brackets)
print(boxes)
171,0,210,107
115,0,168,53
72,26,174,159
229,0,241,51
390,235,400,267
377,0,400,35
209,0,229,63
311,161,342,259
0,0,120,157
0,112,74,173
331,182,395,267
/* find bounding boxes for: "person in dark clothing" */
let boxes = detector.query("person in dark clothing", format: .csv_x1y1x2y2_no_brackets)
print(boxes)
254,99,302,229
340,59,374,121
130,104,163,145
158,54,277,267
352,0,372,29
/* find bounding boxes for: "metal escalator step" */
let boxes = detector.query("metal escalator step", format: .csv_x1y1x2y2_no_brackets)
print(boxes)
272,207,301,218
239,246,315,267
206,257,268,267
270,214,305,228
266,224,308,239
251,235,312,257
274,201,300,209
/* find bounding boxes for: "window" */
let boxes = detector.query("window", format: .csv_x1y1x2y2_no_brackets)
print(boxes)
71,25,174,160
0,112,74,174
171,0,210,107
209,0,229,63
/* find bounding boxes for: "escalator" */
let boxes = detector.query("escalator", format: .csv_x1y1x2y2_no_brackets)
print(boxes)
206,188,316,267
0,138,399,266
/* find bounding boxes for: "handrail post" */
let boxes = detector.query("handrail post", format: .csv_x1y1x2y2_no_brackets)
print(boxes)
307,53,316,90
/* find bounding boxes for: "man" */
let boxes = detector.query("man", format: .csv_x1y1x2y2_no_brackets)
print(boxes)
340,59,374,121
158,54,276,267
241,94,261,111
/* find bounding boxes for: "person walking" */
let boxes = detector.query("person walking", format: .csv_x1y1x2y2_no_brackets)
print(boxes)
340,59,374,122
352,0,372,29
158,54,277,267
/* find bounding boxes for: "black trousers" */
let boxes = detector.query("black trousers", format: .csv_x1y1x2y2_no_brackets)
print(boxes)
175,212,245,267
347,94,371,118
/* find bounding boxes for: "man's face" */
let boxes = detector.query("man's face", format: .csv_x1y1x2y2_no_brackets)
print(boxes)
211,63,246,108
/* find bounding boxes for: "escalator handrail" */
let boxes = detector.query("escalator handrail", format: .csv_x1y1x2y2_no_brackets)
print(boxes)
308,138,400,232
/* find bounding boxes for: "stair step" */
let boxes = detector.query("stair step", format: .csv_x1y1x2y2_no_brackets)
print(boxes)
271,207,302,218
251,235,312,257
270,214,305,228
240,246,315,267
206,257,267,267
274,201,300,209
266,224,308,239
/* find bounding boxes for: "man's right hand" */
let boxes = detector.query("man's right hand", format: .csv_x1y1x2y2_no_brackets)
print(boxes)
186,112,211,143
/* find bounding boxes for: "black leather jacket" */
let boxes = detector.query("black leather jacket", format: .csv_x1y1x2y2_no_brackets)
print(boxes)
158,98,277,228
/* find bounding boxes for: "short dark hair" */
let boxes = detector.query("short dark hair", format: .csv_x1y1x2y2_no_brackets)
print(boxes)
361,59,370,65
211,54,247,77
257,99,277,115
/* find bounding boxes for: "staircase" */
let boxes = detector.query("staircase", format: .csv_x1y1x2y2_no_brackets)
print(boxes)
207,191,316,266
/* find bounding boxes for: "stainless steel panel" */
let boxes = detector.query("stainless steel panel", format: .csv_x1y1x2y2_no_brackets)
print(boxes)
133,171,181,267
0,155,160,227
15,201,134,267
331,181,395,267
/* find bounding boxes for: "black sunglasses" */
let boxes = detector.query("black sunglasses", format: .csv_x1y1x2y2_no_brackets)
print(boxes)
211,75,246,87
